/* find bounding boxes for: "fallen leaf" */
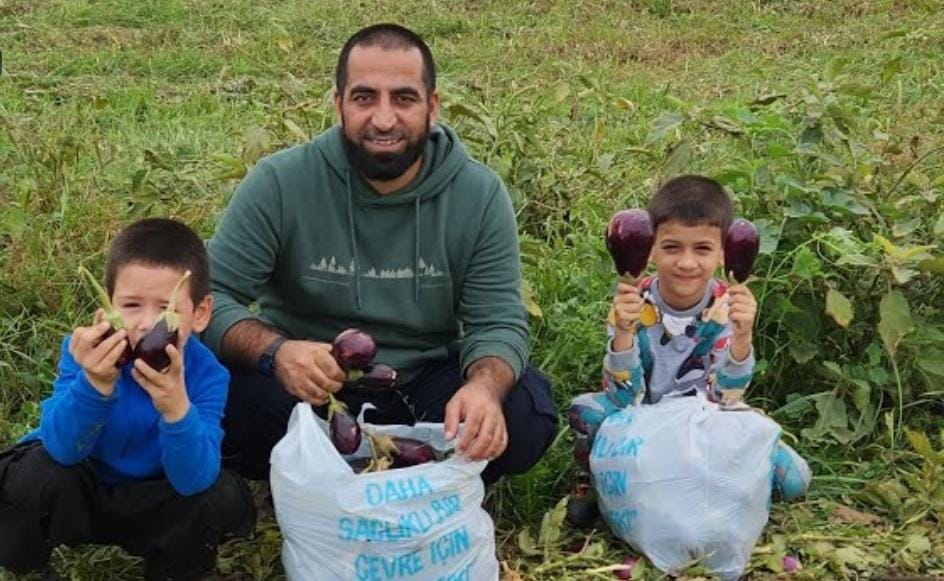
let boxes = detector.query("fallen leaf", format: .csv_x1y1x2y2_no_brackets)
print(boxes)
832,504,883,526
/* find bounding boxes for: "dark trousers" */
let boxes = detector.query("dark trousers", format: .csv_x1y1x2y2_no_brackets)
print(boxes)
222,352,558,484
0,441,256,580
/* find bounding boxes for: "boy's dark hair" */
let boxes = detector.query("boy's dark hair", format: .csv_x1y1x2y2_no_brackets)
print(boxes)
648,175,734,238
105,218,209,304
335,23,436,97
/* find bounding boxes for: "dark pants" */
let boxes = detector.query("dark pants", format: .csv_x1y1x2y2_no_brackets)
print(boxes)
222,352,558,484
0,441,256,580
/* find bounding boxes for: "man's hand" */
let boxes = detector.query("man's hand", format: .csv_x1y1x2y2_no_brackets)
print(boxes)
274,340,345,406
443,380,507,461
132,343,190,423
611,282,643,351
68,310,129,396
728,284,757,361
444,356,514,461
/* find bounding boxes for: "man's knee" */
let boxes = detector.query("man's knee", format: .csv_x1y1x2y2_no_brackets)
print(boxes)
500,367,559,473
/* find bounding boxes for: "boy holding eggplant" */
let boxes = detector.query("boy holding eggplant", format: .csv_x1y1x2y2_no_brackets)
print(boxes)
0,218,255,580
566,175,811,526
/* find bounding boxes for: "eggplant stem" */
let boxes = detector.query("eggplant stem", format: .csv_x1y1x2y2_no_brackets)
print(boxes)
77,266,125,329
160,270,192,332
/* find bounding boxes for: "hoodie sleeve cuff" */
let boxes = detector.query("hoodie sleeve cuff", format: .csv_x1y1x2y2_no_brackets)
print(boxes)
72,373,119,408
718,348,755,387
605,336,641,374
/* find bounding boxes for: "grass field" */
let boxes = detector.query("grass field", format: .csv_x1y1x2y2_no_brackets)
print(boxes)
2,0,943,578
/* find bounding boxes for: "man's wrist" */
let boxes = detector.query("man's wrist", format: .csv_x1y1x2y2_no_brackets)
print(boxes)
466,356,515,400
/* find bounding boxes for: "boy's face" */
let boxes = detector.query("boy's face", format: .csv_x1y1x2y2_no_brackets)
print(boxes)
110,262,211,350
650,220,724,309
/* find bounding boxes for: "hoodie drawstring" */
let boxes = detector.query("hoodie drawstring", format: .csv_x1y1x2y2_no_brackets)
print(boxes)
346,171,362,310
414,197,421,302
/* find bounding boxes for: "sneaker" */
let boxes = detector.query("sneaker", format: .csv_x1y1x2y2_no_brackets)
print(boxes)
771,442,811,502
566,482,600,528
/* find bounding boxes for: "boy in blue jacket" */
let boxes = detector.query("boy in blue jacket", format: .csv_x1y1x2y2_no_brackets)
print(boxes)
0,218,255,580
566,175,811,526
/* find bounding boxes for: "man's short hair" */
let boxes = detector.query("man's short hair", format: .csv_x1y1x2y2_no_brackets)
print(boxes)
648,175,734,236
335,23,436,97
105,218,210,304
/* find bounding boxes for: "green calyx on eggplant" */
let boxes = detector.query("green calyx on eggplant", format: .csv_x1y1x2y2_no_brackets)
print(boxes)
724,219,759,283
77,266,133,367
346,363,398,390
327,394,362,455
331,328,377,374
368,433,437,469
606,209,654,282
133,270,191,371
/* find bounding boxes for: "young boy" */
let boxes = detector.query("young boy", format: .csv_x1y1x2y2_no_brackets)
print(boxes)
567,175,810,526
0,218,256,580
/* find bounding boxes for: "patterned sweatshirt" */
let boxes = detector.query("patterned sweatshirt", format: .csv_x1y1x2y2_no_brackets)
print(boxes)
602,276,754,405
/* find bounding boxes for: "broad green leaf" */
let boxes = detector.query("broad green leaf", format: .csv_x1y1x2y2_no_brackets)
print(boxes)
824,57,848,81
934,214,944,238
851,381,871,414
789,341,818,364
241,126,271,166
916,349,944,377
538,496,567,548
881,56,902,84
659,138,692,179
920,256,944,274
825,288,854,328
521,279,543,319
755,218,781,255
645,111,686,145
892,218,921,238
791,246,821,279
878,290,914,356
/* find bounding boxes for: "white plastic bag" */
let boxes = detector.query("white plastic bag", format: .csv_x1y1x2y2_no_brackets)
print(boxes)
270,402,500,581
589,396,780,580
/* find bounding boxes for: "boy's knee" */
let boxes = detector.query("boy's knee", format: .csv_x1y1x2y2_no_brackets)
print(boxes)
11,444,92,496
202,470,256,538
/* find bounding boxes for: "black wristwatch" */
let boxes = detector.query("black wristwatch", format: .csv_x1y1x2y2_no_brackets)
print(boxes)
258,335,288,377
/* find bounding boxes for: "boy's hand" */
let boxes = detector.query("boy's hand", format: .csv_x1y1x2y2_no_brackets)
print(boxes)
728,284,757,363
611,282,642,351
69,311,129,396
612,283,643,331
728,284,757,338
132,343,190,423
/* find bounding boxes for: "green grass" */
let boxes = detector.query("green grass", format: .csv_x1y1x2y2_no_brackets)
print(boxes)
2,0,944,578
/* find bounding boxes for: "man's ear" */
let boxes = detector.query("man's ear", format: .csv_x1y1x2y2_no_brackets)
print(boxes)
428,90,441,125
333,89,342,118
191,294,213,334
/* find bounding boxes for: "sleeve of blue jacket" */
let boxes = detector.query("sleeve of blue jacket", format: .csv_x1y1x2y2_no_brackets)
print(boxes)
158,343,229,496
38,336,118,465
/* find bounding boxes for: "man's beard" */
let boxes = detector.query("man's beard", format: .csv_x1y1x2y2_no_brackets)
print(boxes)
342,120,429,182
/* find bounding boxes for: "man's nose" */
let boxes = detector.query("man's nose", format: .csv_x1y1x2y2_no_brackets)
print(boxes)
371,99,397,132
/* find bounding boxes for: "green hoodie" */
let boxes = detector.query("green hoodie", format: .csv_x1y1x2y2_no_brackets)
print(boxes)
205,123,528,382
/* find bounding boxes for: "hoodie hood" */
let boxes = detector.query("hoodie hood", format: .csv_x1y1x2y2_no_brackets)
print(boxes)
313,123,470,307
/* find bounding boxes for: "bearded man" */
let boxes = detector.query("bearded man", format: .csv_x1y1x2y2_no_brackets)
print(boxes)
205,24,557,484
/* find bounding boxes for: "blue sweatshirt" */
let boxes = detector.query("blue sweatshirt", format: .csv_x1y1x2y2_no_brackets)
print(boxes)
22,335,229,496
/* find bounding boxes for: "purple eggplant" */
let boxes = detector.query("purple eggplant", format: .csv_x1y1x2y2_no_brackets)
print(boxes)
78,266,133,367
133,270,191,371
328,394,361,455
606,209,654,281
724,219,759,283
348,363,397,390
389,437,437,468
331,328,377,373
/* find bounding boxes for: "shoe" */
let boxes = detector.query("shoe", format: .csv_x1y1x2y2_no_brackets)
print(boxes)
566,482,600,527
772,442,811,502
